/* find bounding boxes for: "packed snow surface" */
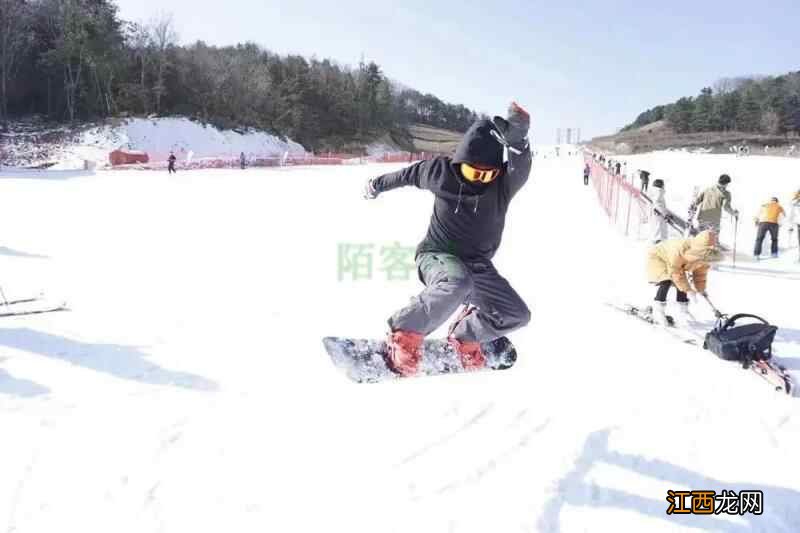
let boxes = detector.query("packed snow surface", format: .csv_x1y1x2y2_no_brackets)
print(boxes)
0,151,799,532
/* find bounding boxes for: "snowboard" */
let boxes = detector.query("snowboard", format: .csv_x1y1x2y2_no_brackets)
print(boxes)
322,336,517,383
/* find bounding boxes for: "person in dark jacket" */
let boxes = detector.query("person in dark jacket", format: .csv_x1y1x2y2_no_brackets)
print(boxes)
640,170,650,193
583,163,591,185
240,152,246,169
167,152,177,174
364,103,532,376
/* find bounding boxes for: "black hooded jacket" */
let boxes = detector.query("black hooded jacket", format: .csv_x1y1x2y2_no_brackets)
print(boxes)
371,119,532,261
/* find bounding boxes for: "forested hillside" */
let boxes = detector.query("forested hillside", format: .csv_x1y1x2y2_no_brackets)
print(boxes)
622,72,800,136
0,0,478,149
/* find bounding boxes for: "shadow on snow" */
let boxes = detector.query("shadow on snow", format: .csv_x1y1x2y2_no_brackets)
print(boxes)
0,328,217,393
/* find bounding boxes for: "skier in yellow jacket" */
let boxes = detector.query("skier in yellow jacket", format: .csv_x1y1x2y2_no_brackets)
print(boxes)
753,197,785,259
646,230,723,324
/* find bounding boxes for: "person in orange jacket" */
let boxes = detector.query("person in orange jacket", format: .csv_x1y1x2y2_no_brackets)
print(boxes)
753,197,785,259
646,230,723,324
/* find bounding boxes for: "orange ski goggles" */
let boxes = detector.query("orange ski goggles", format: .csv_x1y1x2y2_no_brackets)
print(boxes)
460,163,500,184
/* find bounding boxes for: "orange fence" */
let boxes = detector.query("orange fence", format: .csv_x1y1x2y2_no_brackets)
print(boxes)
585,154,651,240
109,151,437,170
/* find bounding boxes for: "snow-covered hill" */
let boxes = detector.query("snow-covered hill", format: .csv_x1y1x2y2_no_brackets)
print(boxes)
0,153,798,532
1,117,306,170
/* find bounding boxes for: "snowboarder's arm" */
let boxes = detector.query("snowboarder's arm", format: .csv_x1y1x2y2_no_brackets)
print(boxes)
505,146,532,197
371,160,434,194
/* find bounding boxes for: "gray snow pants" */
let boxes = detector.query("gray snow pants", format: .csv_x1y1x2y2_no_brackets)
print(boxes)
387,252,531,342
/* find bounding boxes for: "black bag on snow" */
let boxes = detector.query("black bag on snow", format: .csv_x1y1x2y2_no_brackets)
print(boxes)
703,314,778,363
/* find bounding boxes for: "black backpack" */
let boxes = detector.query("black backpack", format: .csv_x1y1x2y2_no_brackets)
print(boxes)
703,314,778,365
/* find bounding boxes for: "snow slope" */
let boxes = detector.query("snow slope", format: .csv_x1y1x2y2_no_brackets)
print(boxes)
2,117,306,171
0,155,799,532
79,117,306,164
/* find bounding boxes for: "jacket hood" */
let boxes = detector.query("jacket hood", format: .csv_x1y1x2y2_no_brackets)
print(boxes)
452,119,504,170
685,230,723,263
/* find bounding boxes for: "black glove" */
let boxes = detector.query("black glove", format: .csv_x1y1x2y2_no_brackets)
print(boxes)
364,178,379,200
493,102,530,150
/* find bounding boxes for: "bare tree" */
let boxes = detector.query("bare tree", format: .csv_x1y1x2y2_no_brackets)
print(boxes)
126,20,153,113
0,0,32,128
150,12,178,114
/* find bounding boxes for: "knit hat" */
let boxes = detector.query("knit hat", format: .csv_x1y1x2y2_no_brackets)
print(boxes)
452,119,504,170
718,174,731,185
652,179,664,189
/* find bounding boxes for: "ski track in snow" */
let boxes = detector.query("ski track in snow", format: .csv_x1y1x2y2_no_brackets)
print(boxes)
1,154,799,532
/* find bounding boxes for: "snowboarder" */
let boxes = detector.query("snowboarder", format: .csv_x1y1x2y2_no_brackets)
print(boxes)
789,190,800,255
753,197,785,259
167,152,177,174
688,174,739,233
640,170,650,193
240,152,246,170
583,163,590,185
363,102,532,376
649,179,674,244
646,230,723,325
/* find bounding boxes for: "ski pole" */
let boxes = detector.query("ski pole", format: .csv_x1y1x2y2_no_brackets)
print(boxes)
0,285,8,307
732,214,739,269
702,293,724,319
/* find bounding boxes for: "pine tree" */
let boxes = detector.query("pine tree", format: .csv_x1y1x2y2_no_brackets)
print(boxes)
691,87,714,132
737,91,762,132
666,97,694,133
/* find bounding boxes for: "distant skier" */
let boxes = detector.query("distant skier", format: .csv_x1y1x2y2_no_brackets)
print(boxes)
363,102,532,376
688,174,739,233
240,152,246,170
167,152,177,174
753,197,785,259
615,161,622,176
646,230,723,325
583,163,590,185
640,170,650,192
649,179,674,244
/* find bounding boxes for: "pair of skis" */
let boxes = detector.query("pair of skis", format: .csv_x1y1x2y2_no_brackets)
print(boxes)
611,303,793,395
0,294,68,318
640,192,732,251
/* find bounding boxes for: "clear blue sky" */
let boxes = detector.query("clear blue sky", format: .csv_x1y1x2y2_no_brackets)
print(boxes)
114,0,800,141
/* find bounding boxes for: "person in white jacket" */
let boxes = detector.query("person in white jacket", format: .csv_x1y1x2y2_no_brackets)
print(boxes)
650,179,674,244
789,190,800,258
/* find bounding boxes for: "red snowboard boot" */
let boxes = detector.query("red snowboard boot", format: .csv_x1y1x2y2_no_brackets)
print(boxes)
447,305,486,371
448,337,486,371
386,330,424,377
